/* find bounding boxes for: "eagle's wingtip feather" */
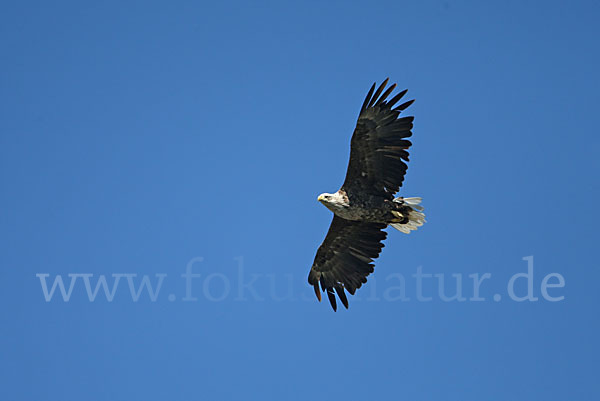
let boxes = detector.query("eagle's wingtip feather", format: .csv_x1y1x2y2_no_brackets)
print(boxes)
313,284,322,302
327,290,337,312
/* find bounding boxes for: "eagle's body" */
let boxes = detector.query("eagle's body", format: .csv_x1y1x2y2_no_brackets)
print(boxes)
318,190,417,224
308,79,425,311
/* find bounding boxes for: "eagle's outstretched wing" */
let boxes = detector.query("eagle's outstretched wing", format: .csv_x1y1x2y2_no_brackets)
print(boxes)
342,78,415,199
308,216,387,311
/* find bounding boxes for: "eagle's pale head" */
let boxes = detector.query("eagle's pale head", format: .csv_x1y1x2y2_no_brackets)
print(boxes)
317,193,333,203
317,191,348,213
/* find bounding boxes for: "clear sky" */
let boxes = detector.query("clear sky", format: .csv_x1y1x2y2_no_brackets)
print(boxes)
1,1,599,400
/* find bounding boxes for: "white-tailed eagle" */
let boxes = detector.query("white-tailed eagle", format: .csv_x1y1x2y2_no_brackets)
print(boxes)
308,79,425,311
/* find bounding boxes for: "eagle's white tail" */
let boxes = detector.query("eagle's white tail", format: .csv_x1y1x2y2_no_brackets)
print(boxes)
390,197,426,234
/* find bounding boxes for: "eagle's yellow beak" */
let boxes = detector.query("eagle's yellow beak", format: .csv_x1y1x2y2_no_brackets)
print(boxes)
317,194,325,202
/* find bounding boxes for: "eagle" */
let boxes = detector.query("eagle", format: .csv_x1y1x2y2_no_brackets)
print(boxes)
308,78,425,311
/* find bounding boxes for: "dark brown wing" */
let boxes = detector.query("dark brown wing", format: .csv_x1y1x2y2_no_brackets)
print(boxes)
308,216,387,311
342,78,415,199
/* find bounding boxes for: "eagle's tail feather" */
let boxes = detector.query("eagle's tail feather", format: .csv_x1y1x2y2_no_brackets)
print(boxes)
390,197,425,234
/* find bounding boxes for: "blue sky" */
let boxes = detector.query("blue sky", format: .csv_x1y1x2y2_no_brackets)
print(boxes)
1,1,599,400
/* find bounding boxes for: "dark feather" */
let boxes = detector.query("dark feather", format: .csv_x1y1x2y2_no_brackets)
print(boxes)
335,286,349,309
327,290,337,312
313,283,321,302
375,83,397,106
394,99,415,111
360,82,376,112
387,89,408,108
367,78,389,108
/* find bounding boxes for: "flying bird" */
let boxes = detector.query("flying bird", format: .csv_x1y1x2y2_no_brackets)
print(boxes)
308,78,425,311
